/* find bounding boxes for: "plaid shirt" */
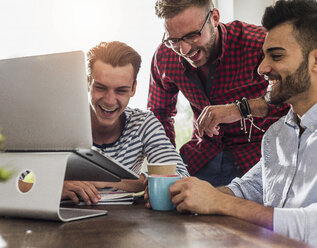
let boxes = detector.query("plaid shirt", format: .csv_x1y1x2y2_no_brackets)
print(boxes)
148,21,289,175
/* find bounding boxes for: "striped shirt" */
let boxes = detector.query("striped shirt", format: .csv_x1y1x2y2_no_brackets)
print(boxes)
93,107,189,177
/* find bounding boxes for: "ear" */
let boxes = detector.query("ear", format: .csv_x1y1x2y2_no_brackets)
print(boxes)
211,8,220,27
311,49,317,73
87,76,92,90
131,80,137,97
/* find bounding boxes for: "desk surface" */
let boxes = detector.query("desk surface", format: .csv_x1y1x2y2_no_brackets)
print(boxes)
0,200,312,248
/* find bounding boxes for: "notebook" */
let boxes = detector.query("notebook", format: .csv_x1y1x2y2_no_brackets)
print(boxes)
61,188,145,206
0,51,138,221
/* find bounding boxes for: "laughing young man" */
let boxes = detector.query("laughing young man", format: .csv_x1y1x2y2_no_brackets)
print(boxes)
62,41,189,205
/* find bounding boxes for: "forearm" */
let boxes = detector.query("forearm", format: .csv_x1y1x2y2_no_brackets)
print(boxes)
104,176,146,192
224,97,269,121
249,97,290,119
248,97,269,118
217,193,273,230
217,186,235,195
217,185,272,228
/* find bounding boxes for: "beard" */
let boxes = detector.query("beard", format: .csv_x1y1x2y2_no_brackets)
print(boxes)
265,60,311,105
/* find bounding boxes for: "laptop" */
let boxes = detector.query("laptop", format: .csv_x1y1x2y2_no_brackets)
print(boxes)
0,51,138,221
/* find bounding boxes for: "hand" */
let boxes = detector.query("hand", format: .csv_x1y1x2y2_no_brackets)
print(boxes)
170,177,274,229
169,177,225,214
143,177,151,209
62,181,101,205
196,104,241,137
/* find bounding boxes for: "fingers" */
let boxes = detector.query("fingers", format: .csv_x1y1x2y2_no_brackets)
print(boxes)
79,182,101,205
196,106,210,136
169,178,193,213
144,186,149,201
205,126,220,138
169,177,214,214
62,181,101,205
144,185,152,209
85,181,102,196
196,106,221,137
66,191,80,205
197,103,243,138
143,177,148,186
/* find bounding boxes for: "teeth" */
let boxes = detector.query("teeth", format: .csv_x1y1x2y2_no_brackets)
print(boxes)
100,105,116,112
188,50,199,59
269,80,279,85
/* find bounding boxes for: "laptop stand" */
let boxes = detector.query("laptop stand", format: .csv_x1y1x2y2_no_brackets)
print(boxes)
0,152,107,222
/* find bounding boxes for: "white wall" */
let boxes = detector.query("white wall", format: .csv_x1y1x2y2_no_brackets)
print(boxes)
216,0,234,23
0,0,164,110
234,0,274,25
216,0,274,25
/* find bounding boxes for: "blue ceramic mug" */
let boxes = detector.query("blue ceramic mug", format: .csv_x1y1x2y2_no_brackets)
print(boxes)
148,175,181,211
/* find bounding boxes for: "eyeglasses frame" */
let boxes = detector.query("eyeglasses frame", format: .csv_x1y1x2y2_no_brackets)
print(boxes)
162,9,213,49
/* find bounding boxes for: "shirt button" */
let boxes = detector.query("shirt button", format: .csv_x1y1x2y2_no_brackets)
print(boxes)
311,125,314,130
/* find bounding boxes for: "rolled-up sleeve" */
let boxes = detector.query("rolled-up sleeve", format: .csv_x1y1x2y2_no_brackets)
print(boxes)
274,204,317,246
226,159,263,204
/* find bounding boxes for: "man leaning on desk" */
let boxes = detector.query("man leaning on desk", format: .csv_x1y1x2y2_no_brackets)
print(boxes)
62,41,189,205
152,0,317,246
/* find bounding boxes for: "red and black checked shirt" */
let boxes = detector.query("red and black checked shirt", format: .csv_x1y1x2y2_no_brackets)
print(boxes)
147,21,289,175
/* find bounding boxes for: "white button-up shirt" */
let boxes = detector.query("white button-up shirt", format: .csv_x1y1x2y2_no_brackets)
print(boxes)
228,103,317,246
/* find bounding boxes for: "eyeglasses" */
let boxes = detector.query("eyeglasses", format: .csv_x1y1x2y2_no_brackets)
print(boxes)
162,10,213,51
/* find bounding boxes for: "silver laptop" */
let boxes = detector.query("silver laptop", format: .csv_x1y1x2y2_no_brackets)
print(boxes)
0,51,138,221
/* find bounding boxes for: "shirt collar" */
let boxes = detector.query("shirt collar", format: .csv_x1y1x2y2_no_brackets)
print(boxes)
301,103,317,131
122,107,130,124
285,103,317,131
217,23,227,62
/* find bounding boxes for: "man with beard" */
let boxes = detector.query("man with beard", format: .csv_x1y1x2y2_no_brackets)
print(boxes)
165,0,317,245
62,41,189,205
148,0,289,186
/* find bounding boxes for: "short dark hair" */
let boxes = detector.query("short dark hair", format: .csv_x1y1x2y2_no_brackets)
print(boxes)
262,0,317,58
155,0,214,19
87,41,142,85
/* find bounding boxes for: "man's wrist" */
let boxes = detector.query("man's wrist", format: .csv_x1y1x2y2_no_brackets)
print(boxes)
248,97,269,118
232,102,243,120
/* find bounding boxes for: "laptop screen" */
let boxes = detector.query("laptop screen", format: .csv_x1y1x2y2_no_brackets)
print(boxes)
0,51,92,151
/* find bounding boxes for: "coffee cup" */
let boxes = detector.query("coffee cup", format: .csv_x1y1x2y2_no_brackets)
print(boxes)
148,175,181,211
147,163,177,175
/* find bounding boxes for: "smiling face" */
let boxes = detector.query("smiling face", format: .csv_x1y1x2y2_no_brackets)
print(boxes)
258,23,311,106
88,60,136,131
164,6,219,68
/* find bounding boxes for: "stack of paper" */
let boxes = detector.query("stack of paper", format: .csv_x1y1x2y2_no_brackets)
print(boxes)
97,188,144,205
61,188,144,206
